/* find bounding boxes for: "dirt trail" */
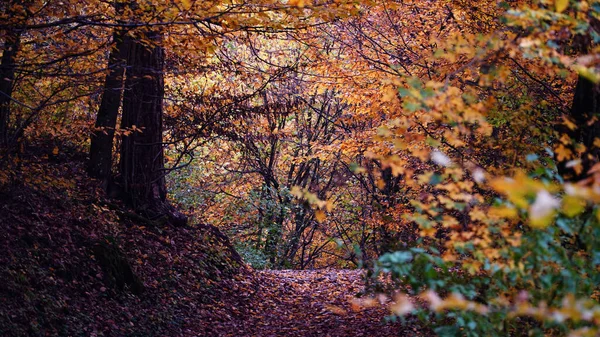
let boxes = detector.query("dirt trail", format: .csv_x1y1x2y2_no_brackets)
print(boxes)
216,269,426,337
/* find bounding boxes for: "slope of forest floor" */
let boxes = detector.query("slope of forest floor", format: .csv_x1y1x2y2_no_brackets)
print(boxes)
0,144,426,336
0,144,245,336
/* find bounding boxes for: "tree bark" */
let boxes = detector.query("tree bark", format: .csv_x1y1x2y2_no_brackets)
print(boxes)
88,31,127,182
558,19,600,179
0,28,20,148
564,76,600,179
119,30,187,226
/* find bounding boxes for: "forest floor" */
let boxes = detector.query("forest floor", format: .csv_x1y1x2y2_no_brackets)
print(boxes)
0,146,428,336
217,269,428,337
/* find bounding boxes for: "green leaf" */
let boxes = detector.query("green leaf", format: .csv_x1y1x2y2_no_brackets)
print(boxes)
429,174,443,185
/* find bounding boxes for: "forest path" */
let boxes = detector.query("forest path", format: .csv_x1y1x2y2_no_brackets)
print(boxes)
217,269,426,337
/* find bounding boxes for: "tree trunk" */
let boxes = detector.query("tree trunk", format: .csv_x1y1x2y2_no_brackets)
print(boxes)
88,31,127,182
564,76,600,179
119,30,187,226
558,20,600,180
0,28,20,148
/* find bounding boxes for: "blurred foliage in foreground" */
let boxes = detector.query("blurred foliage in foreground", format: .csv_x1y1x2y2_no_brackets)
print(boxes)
365,1,600,335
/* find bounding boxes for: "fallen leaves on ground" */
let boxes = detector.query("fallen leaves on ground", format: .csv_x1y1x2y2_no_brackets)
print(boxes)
215,269,427,337
0,147,427,336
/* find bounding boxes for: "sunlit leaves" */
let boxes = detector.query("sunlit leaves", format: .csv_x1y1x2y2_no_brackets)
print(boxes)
288,0,310,8
561,195,586,217
555,0,569,13
574,65,600,84
529,189,561,228
290,186,334,213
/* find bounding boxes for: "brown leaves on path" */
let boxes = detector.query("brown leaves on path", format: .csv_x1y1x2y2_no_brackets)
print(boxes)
216,269,426,337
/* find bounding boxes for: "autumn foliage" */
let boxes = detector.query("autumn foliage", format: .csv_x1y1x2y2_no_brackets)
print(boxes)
1,0,600,336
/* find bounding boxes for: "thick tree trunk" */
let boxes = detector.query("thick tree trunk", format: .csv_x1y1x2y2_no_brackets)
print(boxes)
88,31,127,182
0,29,20,148
119,30,186,226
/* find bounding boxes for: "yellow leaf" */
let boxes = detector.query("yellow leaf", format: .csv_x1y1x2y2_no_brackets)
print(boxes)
290,186,303,198
180,0,192,10
376,178,386,190
529,190,560,228
555,144,572,162
441,215,459,228
315,209,326,223
52,146,59,155
529,213,555,229
420,226,436,237
574,65,600,83
489,206,518,219
555,0,568,13
563,116,577,131
381,86,397,102
469,208,487,221
562,195,586,217
417,172,433,185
